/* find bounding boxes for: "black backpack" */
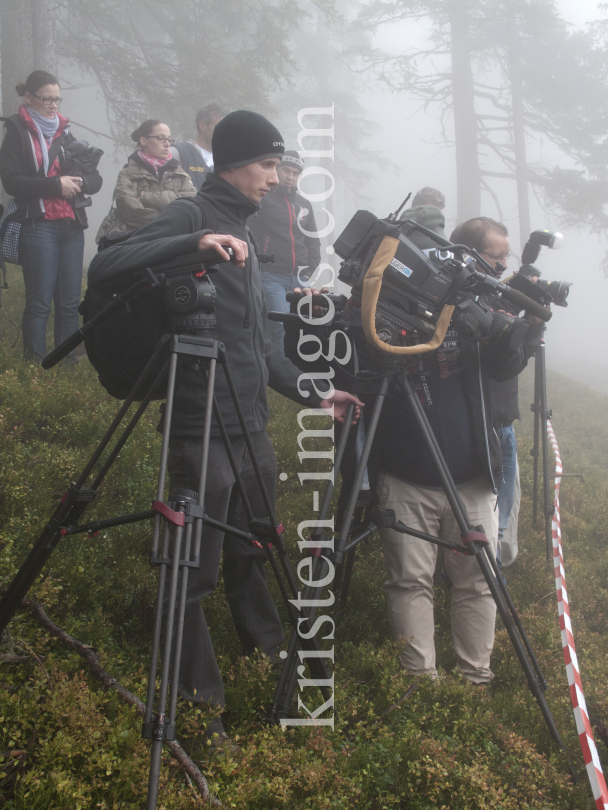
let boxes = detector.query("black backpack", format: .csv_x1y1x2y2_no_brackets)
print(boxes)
80,197,218,400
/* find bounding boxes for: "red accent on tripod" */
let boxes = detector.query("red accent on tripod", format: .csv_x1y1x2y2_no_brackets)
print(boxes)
151,501,185,527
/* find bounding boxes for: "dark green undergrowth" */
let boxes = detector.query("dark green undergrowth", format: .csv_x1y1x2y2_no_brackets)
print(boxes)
0,272,606,808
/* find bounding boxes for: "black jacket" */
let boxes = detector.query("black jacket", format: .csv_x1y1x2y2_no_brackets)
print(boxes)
0,114,102,228
485,294,543,425
375,332,525,493
88,172,322,438
250,185,321,278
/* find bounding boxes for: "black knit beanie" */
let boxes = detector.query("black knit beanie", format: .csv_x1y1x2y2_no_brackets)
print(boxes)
280,150,304,172
212,110,285,172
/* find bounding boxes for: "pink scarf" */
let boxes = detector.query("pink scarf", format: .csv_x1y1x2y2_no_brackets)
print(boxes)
137,150,172,172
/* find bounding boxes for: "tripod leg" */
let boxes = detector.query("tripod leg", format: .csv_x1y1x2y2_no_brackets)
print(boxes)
147,517,187,810
339,548,357,609
272,384,389,723
532,348,541,528
269,408,356,724
398,370,574,771
167,361,218,729
145,348,221,808
537,341,553,562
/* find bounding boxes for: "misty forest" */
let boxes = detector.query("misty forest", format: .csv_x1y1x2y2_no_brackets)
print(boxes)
1,0,608,808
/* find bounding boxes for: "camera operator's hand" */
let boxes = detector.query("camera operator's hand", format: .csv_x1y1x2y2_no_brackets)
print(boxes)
198,233,248,267
319,390,364,425
60,176,83,198
294,285,330,318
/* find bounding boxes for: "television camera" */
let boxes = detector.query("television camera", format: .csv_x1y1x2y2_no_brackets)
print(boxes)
331,204,551,358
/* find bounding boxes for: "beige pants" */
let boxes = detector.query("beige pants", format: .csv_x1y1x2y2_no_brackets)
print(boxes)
378,473,498,684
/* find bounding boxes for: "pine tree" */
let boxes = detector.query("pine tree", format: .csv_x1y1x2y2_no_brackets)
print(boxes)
356,0,608,241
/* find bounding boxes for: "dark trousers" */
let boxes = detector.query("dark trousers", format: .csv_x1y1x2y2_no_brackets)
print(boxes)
167,430,284,707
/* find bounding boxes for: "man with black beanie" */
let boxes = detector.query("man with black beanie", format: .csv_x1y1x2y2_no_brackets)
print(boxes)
88,110,362,744
249,149,321,352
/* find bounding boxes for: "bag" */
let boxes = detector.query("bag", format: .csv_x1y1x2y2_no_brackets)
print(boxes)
0,199,21,265
80,196,218,400
95,204,131,245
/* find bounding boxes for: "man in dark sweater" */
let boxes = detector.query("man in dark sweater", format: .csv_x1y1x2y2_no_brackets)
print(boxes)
88,111,362,741
250,150,321,352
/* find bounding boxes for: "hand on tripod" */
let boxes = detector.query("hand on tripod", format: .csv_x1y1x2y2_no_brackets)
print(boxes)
294,284,330,318
320,390,364,424
198,232,249,267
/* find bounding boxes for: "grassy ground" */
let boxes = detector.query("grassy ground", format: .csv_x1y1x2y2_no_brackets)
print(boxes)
0,269,607,808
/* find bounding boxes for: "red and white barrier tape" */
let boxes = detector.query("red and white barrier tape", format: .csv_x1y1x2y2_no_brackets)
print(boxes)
547,420,608,809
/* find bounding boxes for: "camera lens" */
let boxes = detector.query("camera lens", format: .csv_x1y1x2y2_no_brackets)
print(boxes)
537,279,572,307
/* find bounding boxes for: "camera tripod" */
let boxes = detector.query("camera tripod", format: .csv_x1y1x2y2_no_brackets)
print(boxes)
271,354,576,780
0,255,331,809
530,330,554,561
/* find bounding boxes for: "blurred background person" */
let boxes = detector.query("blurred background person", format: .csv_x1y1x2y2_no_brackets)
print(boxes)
171,103,227,189
249,150,320,352
0,70,102,364
398,186,446,250
104,120,195,237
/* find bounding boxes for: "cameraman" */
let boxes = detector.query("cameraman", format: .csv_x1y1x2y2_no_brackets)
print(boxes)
450,218,543,570
373,221,535,685
88,110,362,742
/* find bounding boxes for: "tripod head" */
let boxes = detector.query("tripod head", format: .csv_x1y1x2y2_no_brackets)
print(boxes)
42,247,234,370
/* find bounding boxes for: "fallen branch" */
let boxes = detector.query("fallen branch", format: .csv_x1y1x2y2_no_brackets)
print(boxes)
377,678,420,721
23,598,221,807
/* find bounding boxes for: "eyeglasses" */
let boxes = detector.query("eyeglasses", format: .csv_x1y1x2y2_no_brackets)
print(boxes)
34,94,62,106
480,250,511,261
145,135,175,145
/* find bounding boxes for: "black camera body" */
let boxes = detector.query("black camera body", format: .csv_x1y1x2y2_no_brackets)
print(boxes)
334,210,526,347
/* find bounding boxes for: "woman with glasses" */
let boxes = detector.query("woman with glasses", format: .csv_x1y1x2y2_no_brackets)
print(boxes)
112,120,195,232
0,70,102,363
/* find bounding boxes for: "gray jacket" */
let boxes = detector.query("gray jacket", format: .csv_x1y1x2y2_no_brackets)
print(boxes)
88,172,321,437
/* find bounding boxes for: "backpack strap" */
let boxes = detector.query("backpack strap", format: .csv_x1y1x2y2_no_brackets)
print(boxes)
185,195,219,233
37,132,67,178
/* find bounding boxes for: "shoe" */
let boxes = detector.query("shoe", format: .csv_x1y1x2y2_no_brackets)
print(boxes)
205,717,241,755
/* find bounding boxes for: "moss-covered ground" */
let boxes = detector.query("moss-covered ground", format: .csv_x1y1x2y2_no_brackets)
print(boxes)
0,270,606,808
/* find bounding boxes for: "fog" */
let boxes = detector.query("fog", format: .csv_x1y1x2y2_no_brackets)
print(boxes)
3,0,607,394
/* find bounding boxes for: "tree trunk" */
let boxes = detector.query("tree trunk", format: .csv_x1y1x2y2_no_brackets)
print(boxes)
1,0,34,117
508,23,531,250
447,0,481,222
31,0,58,75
